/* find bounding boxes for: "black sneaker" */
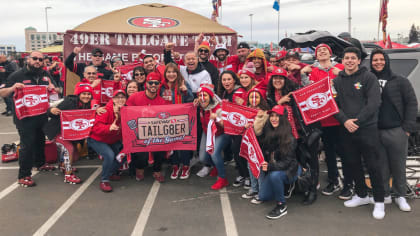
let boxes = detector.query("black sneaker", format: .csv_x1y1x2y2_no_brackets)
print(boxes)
232,176,245,187
241,190,258,199
285,182,295,199
243,178,251,189
338,185,354,200
321,182,341,196
266,204,287,220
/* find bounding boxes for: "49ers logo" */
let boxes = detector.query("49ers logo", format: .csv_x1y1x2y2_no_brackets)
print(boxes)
247,144,259,165
22,94,41,107
70,119,90,131
105,87,113,98
306,93,328,109
227,112,247,127
127,17,179,28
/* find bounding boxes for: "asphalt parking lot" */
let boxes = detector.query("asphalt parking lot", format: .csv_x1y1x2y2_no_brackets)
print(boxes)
0,102,419,236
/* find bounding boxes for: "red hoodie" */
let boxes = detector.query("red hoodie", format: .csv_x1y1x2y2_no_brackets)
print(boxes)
126,91,169,106
89,101,122,144
308,63,344,127
200,104,223,136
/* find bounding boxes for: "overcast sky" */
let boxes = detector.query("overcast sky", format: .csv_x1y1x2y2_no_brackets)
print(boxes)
0,0,419,51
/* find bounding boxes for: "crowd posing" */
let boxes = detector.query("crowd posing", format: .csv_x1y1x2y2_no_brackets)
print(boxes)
0,33,417,220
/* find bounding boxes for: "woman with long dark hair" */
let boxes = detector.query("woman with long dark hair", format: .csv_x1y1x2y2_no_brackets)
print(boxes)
132,66,146,91
255,105,301,219
160,63,194,179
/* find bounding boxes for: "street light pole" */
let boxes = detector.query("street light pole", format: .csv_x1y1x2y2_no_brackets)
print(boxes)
45,6,52,46
249,13,254,41
348,0,352,34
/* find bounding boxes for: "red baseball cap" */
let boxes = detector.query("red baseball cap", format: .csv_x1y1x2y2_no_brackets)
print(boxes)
267,105,285,116
113,89,126,97
146,72,161,82
270,67,288,79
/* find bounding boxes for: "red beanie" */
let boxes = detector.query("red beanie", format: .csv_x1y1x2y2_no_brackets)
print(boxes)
197,84,215,98
315,44,332,58
246,87,267,101
198,41,211,52
75,83,93,96
238,62,256,80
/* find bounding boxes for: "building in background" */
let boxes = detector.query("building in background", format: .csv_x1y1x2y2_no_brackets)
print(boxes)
0,44,16,55
24,26,64,51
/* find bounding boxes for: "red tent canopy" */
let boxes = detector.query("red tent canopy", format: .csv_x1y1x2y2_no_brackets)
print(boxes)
375,41,409,49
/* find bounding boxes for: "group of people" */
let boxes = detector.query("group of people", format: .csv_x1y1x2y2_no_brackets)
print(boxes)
0,33,417,220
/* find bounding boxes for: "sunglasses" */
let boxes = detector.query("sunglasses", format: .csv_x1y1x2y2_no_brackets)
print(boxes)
147,81,160,86
92,54,103,58
31,57,44,62
86,72,97,75
198,49,209,53
134,73,145,76
113,96,126,99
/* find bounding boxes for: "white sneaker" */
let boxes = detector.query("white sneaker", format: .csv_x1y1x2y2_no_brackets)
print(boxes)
344,195,370,207
395,197,411,212
372,203,385,220
196,166,211,177
369,196,392,204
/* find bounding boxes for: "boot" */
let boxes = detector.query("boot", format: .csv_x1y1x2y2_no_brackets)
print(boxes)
302,191,317,205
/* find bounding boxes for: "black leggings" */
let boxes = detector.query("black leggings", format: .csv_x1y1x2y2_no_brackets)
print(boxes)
131,152,166,172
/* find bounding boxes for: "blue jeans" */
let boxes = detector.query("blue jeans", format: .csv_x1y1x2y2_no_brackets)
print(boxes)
87,138,123,182
259,166,302,204
248,163,261,193
199,133,230,178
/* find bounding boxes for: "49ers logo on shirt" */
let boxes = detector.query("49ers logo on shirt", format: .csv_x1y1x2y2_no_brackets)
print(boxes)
127,17,179,28
22,94,42,107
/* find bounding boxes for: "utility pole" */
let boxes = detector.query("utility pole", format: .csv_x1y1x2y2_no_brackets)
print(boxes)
249,13,254,41
348,0,352,34
45,6,52,46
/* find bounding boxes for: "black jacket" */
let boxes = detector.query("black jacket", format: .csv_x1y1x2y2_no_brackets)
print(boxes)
200,61,219,90
0,60,18,83
370,51,418,132
43,95,92,140
65,52,113,81
333,67,381,128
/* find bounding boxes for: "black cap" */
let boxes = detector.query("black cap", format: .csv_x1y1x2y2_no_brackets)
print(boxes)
286,50,299,59
237,42,250,49
91,48,103,55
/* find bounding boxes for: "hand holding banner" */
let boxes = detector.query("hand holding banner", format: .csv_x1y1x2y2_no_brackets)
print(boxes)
240,127,265,178
101,80,115,104
61,110,96,140
221,101,258,135
14,85,49,120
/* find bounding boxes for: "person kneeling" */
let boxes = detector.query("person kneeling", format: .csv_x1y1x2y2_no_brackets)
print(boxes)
255,105,301,220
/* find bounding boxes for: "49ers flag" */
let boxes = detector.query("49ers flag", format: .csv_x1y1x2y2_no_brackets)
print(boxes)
115,62,143,82
292,78,338,125
221,101,258,135
14,85,49,120
240,128,265,178
61,110,96,140
101,80,115,104
121,103,197,153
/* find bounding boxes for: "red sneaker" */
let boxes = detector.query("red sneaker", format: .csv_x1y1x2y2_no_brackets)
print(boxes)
37,164,56,172
211,177,229,190
153,172,165,183
135,173,144,181
18,176,36,187
64,174,81,184
209,167,218,177
60,165,78,174
180,165,191,180
170,165,180,179
109,175,121,181
100,182,112,192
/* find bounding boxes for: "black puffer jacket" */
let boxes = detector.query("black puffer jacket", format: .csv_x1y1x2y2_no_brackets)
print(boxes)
43,95,92,140
370,49,418,132
65,52,113,81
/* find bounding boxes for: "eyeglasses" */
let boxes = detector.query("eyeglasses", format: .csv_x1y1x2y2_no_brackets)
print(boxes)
198,49,209,53
147,81,160,86
134,73,145,76
86,72,97,75
31,57,44,62
92,54,103,58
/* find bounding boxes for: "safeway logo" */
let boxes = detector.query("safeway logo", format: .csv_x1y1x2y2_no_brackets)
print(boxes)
70,119,90,131
22,94,41,107
306,93,328,109
128,17,179,28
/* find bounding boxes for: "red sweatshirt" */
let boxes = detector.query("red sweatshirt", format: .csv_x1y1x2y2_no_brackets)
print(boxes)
126,91,169,106
200,104,223,136
89,101,122,144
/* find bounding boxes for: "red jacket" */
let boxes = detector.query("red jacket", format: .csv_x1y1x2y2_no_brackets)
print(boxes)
126,91,169,106
200,104,223,136
210,55,238,74
308,63,344,127
89,101,122,144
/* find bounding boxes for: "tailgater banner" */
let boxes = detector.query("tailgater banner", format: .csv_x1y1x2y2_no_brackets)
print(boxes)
121,103,197,153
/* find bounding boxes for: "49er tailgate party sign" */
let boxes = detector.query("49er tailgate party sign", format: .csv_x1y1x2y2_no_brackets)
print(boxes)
121,103,197,153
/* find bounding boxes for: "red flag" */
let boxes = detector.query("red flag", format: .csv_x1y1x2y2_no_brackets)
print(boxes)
385,34,393,49
206,119,217,155
14,85,49,120
292,78,339,125
379,0,389,43
121,103,197,153
221,101,258,135
115,62,143,82
240,128,265,178
60,110,96,140
101,80,115,104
